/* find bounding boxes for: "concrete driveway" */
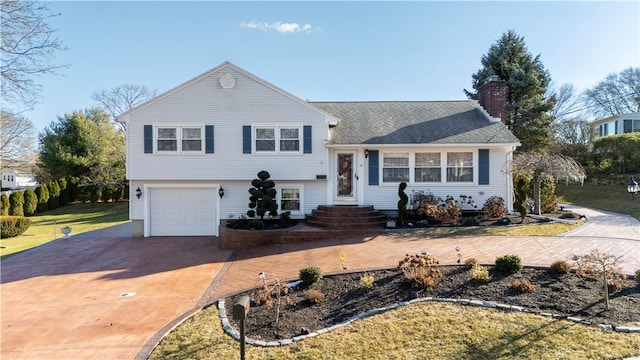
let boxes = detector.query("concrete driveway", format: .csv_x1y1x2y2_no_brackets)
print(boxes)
1,205,639,359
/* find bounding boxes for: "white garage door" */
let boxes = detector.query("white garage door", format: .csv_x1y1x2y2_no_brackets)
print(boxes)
149,188,217,236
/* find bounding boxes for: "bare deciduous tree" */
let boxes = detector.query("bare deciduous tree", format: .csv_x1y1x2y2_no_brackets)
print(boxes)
582,67,640,119
572,250,624,310
549,83,581,120
1,0,67,110
513,152,586,215
0,110,36,170
92,84,158,130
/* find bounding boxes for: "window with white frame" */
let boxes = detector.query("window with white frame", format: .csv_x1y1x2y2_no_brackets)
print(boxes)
156,126,203,153
415,152,441,182
446,152,473,182
277,186,302,214
255,126,301,153
383,153,409,182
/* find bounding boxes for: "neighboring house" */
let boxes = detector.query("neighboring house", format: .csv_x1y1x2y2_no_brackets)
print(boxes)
1,169,37,191
118,62,520,237
591,112,640,138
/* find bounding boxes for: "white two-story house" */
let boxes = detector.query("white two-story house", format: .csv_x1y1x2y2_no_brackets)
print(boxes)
118,62,520,237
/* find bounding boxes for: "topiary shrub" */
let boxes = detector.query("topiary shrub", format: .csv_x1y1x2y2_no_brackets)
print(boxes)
1,194,9,216
23,189,37,216
513,174,529,223
397,182,409,226
495,254,523,273
397,253,442,288
9,191,24,216
35,184,49,213
549,260,571,275
482,196,506,218
299,266,323,286
1,216,32,238
247,170,278,220
470,264,491,283
510,278,536,293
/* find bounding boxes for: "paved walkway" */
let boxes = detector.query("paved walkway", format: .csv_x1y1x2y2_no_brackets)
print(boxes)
1,206,639,359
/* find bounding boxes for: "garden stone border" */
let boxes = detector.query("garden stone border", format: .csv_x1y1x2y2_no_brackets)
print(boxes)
218,296,640,347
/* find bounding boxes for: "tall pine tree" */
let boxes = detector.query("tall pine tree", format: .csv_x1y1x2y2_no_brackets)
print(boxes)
465,30,555,152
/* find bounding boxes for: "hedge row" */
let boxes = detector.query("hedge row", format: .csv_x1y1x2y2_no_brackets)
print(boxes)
1,177,129,217
1,216,32,238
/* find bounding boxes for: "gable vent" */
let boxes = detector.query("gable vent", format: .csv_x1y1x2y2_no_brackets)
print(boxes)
220,74,235,89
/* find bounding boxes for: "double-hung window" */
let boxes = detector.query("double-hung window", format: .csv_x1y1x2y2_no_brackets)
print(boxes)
156,126,203,153
415,152,441,182
255,126,301,153
383,153,409,182
446,152,473,182
277,186,303,215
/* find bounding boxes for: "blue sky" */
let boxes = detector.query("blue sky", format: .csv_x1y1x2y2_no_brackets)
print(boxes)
22,1,640,134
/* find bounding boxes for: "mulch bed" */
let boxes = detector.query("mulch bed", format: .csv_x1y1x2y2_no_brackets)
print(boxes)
225,267,640,341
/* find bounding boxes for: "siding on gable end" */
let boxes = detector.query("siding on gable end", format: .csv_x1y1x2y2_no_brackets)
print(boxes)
479,149,490,185
368,150,379,185
205,125,214,153
144,125,153,153
303,125,312,154
242,126,251,154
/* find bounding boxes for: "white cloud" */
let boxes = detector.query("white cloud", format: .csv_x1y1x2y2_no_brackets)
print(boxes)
241,21,314,34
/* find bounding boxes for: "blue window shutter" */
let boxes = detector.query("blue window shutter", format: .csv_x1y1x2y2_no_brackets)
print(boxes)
205,125,214,153
479,149,490,185
242,126,251,154
144,125,153,154
368,150,379,185
303,125,312,154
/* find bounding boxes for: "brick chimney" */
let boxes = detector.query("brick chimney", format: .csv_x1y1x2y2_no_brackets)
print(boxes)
477,75,507,124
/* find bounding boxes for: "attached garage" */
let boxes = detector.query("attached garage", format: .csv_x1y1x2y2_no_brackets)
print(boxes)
147,187,218,236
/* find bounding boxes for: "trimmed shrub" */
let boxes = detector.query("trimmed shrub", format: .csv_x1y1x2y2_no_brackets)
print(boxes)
549,260,571,275
47,180,61,210
247,170,278,220
1,194,10,216
397,182,409,226
510,278,536,293
397,253,442,288
482,196,506,218
464,258,478,269
35,184,49,213
248,219,264,230
359,272,375,290
23,189,37,216
470,264,491,283
299,266,323,286
303,289,325,304
1,216,32,238
9,191,24,216
495,254,523,273
58,177,69,206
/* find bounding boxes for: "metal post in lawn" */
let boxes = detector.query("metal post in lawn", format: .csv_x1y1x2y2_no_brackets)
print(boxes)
233,296,250,360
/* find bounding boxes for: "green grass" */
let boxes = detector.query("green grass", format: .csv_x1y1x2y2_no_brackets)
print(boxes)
0,201,129,259
556,183,640,220
149,302,640,360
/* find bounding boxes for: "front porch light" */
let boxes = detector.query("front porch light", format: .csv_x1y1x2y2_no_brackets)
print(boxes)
135,187,142,199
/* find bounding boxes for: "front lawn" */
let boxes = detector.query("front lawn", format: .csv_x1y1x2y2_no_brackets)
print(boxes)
0,201,129,259
556,183,640,220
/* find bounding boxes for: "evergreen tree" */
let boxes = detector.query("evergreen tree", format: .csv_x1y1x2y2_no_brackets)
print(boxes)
9,191,24,216
1,194,9,215
35,184,49,213
48,180,61,210
466,30,555,151
23,188,37,216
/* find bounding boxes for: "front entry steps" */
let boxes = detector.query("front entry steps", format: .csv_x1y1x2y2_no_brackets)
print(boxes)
279,205,385,243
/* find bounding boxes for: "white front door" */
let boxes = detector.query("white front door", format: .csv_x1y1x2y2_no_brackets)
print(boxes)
334,151,358,203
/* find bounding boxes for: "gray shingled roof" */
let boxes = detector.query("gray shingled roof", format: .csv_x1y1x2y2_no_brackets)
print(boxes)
310,101,520,145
